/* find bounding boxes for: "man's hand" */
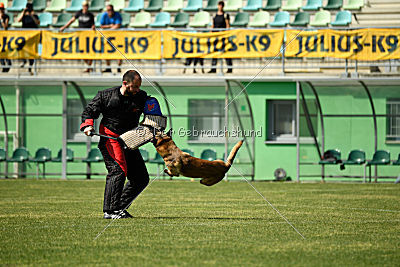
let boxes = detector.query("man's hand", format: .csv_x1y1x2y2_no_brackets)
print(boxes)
84,126,94,136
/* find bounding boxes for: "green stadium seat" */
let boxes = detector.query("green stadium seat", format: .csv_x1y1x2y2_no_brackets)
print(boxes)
269,11,290,27
282,0,302,11
150,11,170,27
248,10,269,27
342,150,365,165
324,0,342,10
367,150,391,166
82,148,103,163
188,11,210,27
170,12,189,27
263,0,281,11
310,10,331,26
183,0,202,12
343,0,364,10
331,10,352,26
123,0,144,12
231,12,249,27
46,0,67,12
130,11,151,27
33,0,46,11
302,0,322,11
52,148,74,162
149,152,165,177
224,0,242,11
7,0,27,12
11,13,22,27
201,149,217,161
120,12,130,27
204,0,218,11
182,149,194,156
8,147,29,163
30,148,52,179
106,0,124,11
319,149,341,165
242,0,262,11
0,148,6,162
139,148,149,162
95,12,102,27
88,0,105,11
393,153,400,165
52,13,72,27
290,11,309,26
144,0,162,12
66,0,84,12
164,0,183,12
38,12,53,27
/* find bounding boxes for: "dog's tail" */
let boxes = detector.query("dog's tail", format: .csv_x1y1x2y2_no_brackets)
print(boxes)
225,140,243,168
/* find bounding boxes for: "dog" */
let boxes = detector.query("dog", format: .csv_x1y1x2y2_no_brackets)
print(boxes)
152,130,243,186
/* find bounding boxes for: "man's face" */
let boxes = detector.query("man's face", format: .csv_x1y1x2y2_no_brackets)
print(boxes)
82,4,88,12
123,77,141,96
106,6,114,17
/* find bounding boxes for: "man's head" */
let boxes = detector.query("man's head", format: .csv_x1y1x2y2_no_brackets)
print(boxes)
82,1,89,12
26,3,33,12
122,70,142,96
218,1,224,11
106,4,114,17
0,3,4,13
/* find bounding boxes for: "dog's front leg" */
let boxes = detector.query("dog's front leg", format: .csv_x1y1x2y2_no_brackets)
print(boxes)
164,169,174,177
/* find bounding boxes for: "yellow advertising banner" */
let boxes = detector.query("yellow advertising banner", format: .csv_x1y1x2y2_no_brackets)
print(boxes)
285,29,400,61
41,30,162,60
0,30,40,59
163,29,284,59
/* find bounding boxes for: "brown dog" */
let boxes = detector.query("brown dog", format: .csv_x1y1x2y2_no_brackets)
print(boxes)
152,131,243,186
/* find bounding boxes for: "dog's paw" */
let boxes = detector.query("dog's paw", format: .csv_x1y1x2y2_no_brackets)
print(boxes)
200,177,224,186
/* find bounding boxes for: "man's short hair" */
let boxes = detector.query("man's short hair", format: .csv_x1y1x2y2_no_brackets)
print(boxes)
123,70,142,83
218,1,224,7
106,4,114,11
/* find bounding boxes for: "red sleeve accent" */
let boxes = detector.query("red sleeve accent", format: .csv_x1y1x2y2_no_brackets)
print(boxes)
80,119,94,131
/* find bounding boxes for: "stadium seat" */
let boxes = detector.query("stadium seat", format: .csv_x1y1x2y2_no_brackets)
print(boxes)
201,149,217,161
144,0,162,12
106,0,124,11
120,12,131,27
95,13,102,26
183,0,202,12
182,149,194,156
32,0,46,11
149,152,165,177
248,10,269,27
331,10,352,26
52,148,74,162
263,0,281,11
269,11,290,27
130,11,151,27
188,11,210,28
282,0,302,11
324,0,342,10
88,0,105,11
224,0,242,12
170,12,189,27
204,0,218,11
82,148,103,179
52,13,72,27
7,0,27,12
366,150,391,182
150,11,170,27
46,0,67,12
231,12,249,27
0,148,6,162
343,0,364,10
290,11,309,27
30,148,52,179
302,0,322,11
342,150,366,165
123,0,143,12
164,0,183,12
139,149,149,162
310,10,331,26
66,0,84,12
38,12,53,27
242,0,262,11
393,153,400,165
8,147,29,163
319,149,341,164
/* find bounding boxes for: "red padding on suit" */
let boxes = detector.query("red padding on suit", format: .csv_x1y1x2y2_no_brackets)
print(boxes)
100,124,128,176
80,119,94,131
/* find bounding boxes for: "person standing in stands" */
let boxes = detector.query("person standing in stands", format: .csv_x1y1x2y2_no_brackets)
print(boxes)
100,4,122,73
17,2,39,75
208,1,233,74
0,2,12,72
60,1,95,73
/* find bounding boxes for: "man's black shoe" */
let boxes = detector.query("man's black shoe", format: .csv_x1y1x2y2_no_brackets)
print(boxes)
226,69,233,73
117,68,121,73
208,69,216,73
102,68,112,73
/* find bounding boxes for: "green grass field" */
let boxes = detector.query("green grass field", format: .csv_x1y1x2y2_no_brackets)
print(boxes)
0,179,399,266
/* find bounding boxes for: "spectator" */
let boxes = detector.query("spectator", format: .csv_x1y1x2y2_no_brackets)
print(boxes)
208,1,232,74
60,1,95,73
100,4,122,73
183,58,204,74
17,3,39,75
0,2,11,72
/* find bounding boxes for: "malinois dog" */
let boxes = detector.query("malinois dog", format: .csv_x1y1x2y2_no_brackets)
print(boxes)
152,130,243,186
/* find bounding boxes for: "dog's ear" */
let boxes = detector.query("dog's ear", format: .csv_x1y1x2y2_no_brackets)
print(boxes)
166,128,173,137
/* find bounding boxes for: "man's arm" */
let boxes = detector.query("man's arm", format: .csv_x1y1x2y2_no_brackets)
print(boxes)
80,91,103,135
225,14,230,29
60,17,76,32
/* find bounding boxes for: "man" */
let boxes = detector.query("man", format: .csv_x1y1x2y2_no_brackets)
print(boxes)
208,1,233,74
100,4,122,73
17,3,39,75
0,2,11,72
60,1,95,73
80,70,150,219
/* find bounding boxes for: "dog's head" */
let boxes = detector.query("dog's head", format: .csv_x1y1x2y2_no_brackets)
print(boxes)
153,128,173,148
